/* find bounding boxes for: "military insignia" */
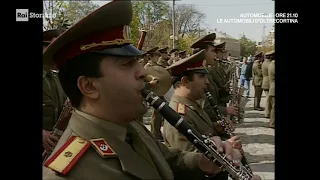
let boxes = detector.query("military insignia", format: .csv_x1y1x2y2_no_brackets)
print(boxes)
123,25,131,40
44,136,90,175
90,138,117,158
177,103,186,115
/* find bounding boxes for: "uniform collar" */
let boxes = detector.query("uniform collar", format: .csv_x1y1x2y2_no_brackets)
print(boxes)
74,109,127,142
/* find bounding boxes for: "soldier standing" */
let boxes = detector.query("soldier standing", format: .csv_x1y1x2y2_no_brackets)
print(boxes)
252,52,264,111
42,29,67,151
191,34,237,139
167,48,178,65
157,46,170,67
162,50,261,180
144,47,160,69
42,1,240,179
261,51,272,118
178,50,187,59
267,50,275,128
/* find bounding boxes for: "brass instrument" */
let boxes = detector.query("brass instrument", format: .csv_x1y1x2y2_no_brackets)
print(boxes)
144,65,172,96
204,89,253,175
42,98,73,163
137,30,147,50
142,89,253,180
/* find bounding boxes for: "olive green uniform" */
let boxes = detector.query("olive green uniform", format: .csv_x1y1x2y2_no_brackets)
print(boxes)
43,70,66,130
261,59,272,117
163,95,228,180
268,60,275,128
43,110,209,180
252,60,263,109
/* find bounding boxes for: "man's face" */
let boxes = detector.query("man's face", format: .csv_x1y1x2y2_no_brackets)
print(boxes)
216,51,223,60
95,56,147,120
150,54,159,63
161,53,168,59
205,45,217,64
185,73,209,100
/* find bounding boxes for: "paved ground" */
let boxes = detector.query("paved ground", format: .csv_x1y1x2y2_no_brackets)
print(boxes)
144,84,274,180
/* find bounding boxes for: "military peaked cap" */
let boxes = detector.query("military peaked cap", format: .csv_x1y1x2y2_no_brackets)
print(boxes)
166,49,207,76
169,48,178,54
254,52,263,57
43,0,142,68
190,33,216,49
146,47,159,54
158,46,168,53
178,50,186,54
214,41,226,51
265,50,275,56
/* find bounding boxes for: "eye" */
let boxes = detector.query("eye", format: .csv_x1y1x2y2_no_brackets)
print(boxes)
120,58,137,66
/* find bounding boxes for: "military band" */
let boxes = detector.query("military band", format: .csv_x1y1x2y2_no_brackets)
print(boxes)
42,0,274,179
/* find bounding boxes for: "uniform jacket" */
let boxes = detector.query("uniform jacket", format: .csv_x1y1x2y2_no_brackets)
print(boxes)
252,60,263,87
43,110,207,180
261,59,271,90
43,70,67,130
163,95,218,152
268,60,275,96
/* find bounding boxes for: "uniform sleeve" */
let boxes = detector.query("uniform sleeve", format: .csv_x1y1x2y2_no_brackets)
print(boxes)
217,106,228,115
157,140,207,180
163,115,198,152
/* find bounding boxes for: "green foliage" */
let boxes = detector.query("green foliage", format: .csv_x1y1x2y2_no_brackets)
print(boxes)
239,35,257,57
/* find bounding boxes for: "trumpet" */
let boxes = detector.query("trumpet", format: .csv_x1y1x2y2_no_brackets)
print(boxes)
142,89,253,180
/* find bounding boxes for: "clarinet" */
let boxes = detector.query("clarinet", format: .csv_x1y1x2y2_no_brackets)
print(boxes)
204,89,253,174
141,89,253,180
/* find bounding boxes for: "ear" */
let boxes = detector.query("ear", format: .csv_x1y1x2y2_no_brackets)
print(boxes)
180,76,189,87
77,76,100,100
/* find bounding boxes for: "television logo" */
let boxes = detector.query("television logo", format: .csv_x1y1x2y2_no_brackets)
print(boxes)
16,9,56,22
16,9,29,22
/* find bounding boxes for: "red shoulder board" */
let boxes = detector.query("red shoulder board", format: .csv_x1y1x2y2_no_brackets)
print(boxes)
44,136,90,175
177,103,186,115
90,138,117,158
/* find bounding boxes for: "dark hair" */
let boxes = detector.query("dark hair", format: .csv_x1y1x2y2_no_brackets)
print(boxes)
58,53,105,108
172,72,195,89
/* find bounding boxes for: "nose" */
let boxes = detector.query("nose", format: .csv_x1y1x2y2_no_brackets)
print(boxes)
204,77,210,87
136,62,147,80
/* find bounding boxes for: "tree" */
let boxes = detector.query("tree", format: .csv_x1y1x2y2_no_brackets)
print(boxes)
239,35,257,57
131,0,206,51
43,0,99,30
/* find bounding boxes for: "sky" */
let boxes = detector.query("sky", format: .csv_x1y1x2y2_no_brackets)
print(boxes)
92,0,275,42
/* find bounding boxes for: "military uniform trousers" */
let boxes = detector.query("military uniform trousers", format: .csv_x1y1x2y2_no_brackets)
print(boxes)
254,86,263,108
269,96,275,128
263,89,271,117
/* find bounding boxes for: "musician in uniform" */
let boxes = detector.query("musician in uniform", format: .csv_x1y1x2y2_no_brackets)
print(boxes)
261,51,272,118
42,29,67,151
157,46,170,67
267,50,275,128
191,34,237,128
162,50,261,180
178,50,187,60
252,52,264,111
168,48,178,65
213,41,231,107
42,1,241,179
144,47,160,69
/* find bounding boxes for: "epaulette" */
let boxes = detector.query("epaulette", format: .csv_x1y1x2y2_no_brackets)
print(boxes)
176,103,186,115
90,138,117,158
44,136,91,175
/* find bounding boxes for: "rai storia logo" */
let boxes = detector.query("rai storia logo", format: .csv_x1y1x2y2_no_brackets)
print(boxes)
16,9,56,22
